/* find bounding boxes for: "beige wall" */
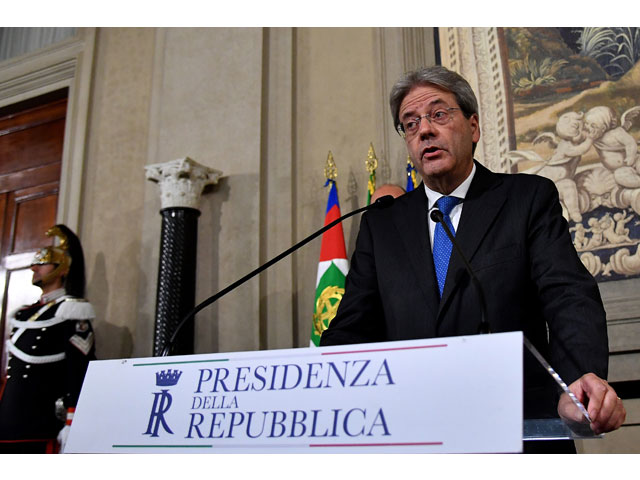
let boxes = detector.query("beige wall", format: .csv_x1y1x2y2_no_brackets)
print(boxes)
141,28,265,357
294,27,384,347
81,28,156,359
75,27,419,358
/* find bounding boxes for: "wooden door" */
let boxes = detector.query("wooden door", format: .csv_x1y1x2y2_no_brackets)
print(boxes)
0,91,66,378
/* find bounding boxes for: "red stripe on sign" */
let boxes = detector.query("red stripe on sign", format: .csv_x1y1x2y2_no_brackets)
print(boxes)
322,344,448,355
310,441,443,448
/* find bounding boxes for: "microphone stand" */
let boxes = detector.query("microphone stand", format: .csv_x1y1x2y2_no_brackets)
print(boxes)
430,209,491,334
161,195,396,356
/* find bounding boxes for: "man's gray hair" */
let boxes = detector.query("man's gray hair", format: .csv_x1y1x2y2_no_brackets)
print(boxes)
389,65,479,131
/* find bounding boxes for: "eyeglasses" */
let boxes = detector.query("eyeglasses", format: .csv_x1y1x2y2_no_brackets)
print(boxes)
396,107,461,138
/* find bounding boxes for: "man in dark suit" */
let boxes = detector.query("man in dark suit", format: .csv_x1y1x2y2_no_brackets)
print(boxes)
319,66,625,446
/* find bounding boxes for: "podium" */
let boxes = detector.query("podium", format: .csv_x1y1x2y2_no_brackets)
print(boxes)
64,331,599,453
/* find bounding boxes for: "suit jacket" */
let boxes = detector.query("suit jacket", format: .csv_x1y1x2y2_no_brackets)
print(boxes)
320,161,608,417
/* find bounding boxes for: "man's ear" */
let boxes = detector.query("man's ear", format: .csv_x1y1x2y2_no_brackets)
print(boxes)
470,113,481,143
59,266,70,280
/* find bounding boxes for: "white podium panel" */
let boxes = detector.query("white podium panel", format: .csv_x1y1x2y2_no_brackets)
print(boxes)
66,332,522,453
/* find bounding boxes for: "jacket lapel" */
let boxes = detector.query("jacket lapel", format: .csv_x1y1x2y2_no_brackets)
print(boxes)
438,162,507,316
392,187,440,325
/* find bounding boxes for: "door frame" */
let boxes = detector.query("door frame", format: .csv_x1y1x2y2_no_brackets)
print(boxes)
0,28,96,232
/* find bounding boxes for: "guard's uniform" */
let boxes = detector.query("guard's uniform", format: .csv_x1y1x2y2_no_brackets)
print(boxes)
0,289,95,453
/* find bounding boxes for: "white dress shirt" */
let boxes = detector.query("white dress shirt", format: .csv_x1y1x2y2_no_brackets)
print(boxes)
424,162,477,252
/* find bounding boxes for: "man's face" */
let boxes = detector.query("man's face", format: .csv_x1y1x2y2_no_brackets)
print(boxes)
31,263,57,288
398,84,479,194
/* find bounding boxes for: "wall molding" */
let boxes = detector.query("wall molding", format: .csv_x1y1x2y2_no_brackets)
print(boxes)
0,28,96,233
438,27,511,173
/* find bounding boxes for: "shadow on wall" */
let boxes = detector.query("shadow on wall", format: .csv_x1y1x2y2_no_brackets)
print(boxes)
87,251,133,359
133,261,151,359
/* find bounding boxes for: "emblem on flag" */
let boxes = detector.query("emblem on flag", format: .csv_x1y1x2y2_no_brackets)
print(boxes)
311,152,349,346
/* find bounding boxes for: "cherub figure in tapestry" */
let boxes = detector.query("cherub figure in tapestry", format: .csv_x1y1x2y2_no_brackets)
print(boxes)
507,111,594,222
502,27,640,282
584,105,640,189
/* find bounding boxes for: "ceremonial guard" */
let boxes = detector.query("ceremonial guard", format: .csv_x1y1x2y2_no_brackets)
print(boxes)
0,225,96,453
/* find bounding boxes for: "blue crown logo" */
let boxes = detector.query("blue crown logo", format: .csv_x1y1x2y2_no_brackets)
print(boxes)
155,369,182,387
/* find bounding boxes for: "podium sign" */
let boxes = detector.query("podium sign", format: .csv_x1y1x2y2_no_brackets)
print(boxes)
65,332,522,453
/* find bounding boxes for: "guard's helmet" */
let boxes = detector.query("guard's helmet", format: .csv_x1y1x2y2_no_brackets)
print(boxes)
31,224,86,297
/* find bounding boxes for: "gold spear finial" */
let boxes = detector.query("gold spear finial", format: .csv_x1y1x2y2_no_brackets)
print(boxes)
324,150,338,181
365,143,378,175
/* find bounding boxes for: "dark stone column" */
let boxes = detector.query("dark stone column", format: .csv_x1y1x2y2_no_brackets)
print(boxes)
153,207,200,356
146,158,222,356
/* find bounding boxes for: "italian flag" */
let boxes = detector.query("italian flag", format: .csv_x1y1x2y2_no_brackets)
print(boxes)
310,180,348,346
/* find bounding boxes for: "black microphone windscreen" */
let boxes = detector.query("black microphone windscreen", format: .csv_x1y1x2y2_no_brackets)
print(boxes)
373,195,395,209
430,209,444,223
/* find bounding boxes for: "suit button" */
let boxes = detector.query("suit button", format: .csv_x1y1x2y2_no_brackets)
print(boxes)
25,365,31,369
22,374,28,379
36,336,41,340
41,327,47,331
31,346,37,350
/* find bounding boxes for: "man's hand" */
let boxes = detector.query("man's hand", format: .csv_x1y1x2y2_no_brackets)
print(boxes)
559,373,626,434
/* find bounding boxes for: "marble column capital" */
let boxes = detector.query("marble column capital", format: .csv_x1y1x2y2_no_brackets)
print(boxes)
145,157,222,210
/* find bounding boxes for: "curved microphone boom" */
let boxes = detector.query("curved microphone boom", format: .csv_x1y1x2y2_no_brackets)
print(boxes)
161,195,396,356
430,208,491,334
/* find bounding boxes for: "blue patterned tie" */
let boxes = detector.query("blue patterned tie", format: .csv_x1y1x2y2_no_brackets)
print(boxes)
433,196,460,297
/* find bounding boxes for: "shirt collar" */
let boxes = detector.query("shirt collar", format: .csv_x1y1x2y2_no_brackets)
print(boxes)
41,288,67,304
423,161,476,208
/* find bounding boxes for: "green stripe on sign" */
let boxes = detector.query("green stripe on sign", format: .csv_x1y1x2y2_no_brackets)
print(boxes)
132,358,229,367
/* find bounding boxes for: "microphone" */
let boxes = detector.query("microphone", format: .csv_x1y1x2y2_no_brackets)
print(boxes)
161,195,397,356
430,208,491,334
